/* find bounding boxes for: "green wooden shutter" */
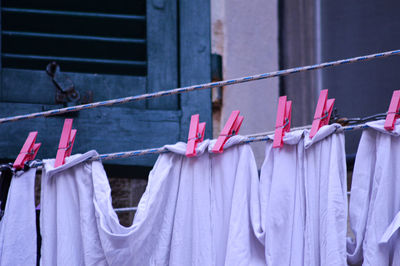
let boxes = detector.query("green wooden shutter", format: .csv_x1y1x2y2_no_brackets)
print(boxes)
0,0,211,166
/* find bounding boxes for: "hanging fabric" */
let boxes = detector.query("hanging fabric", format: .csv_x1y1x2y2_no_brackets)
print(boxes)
40,151,107,265
347,120,400,265
0,168,37,266
0,165,12,220
207,136,264,265
256,124,347,266
40,137,264,266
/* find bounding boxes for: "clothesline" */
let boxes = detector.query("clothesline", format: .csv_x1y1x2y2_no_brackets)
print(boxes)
24,123,367,166
14,122,370,215
94,123,368,161
0,49,399,124
91,110,385,160
16,122,368,216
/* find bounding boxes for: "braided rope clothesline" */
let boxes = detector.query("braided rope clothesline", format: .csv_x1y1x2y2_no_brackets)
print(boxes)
25,123,368,214
22,123,368,165
26,122,367,215
0,49,399,124
91,123,369,161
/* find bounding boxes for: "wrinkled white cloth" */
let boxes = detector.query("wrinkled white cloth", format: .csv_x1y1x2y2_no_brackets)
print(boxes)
40,136,264,266
257,124,347,266
0,168,37,266
207,137,264,266
347,120,400,266
41,151,107,266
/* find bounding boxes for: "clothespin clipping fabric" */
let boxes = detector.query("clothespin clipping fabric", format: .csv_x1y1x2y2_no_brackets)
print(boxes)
212,110,244,153
273,96,292,148
309,89,335,139
186,114,206,157
54,119,77,167
384,90,400,131
13,132,41,170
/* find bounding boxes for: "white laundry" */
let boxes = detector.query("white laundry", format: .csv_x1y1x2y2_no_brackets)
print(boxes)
0,168,37,266
256,130,305,266
208,137,265,266
347,120,400,266
40,136,264,266
40,151,108,266
257,124,347,266
98,141,214,266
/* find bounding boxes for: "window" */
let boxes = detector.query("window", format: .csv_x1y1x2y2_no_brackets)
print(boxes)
0,0,212,167
2,0,146,75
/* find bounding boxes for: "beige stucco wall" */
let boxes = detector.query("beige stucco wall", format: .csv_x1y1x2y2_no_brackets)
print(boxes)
212,0,279,167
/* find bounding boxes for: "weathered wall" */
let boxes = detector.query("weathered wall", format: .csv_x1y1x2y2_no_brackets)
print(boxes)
211,0,279,167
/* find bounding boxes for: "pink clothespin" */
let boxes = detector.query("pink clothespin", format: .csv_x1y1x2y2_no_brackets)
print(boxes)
309,89,335,138
384,90,400,131
273,96,292,148
54,119,77,167
212,110,244,153
13,132,41,170
186,114,206,157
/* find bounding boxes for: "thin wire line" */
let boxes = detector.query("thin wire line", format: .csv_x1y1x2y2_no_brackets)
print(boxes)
114,207,138,213
0,49,399,124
